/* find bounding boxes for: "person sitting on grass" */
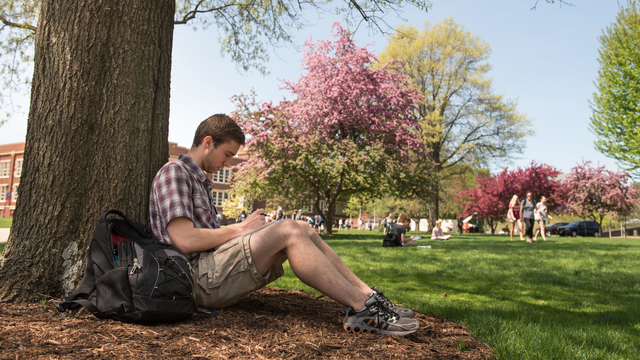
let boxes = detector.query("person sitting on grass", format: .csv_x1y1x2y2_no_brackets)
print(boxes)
149,114,419,337
390,213,418,247
431,220,452,241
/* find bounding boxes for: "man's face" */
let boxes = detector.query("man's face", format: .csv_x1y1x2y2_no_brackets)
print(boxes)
202,139,241,174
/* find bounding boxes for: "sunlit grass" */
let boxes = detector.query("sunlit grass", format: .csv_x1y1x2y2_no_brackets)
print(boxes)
270,230,640,360
0,217,12,228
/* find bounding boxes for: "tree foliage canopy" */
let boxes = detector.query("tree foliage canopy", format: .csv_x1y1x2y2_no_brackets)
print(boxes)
0,0,37,125
230,23,423,234
0,0,431,124
378,18,532,173
377,18,533,225
590,0,640,175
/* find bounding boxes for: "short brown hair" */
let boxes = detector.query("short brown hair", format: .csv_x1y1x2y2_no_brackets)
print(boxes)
192,114,246,148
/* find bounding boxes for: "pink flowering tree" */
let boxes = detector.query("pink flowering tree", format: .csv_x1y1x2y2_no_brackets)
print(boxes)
457,162,564,234
562,160,640,228
231,23,423,234
499,161,566,212
457,173,505,234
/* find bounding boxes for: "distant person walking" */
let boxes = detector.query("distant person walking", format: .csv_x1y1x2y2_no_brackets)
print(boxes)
457,216,463,235
384,213,393,235
534,196,553,241
315,214,323,231
520,192,537,243
507,195,524,241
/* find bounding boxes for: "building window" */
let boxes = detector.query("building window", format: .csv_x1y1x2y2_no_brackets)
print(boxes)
0,185,7,202
12,184,18,202
14,159,22,177
212,168,231,183
0,161,10,178
303,205,312,213
212,191,229,206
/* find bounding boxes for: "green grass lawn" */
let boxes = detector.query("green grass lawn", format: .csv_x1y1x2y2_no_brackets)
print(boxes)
270,230,640,360
0,217,12,228
0,217,9,255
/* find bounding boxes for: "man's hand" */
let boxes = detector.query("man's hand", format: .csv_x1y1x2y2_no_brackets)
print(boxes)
241,208,267,232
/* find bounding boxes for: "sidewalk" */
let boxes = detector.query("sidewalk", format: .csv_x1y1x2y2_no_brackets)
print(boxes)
0,228,9,243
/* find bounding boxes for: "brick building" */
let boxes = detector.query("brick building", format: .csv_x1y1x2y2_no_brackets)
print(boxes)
0,142,24,218
1,141,345,222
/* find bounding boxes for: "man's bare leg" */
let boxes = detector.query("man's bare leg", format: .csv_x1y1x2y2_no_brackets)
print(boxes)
249,219,370,310
294,220,375,295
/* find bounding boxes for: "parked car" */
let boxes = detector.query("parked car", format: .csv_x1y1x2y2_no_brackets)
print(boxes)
543,222,569,237
557,221,601,237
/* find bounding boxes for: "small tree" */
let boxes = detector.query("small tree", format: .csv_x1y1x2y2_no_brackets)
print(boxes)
232,24,423,235
220,193,251,221
458,173,504,234
562,160,640,228
590,0,640,176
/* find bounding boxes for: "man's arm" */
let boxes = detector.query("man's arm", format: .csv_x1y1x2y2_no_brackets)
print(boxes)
167,209,265,254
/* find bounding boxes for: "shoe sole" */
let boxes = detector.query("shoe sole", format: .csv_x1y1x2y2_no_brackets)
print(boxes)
343,322,418,337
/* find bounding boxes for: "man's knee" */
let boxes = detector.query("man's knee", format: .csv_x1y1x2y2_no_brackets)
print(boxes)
272,219,309,239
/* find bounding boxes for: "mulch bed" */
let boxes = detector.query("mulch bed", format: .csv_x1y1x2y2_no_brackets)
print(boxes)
0,287,494,359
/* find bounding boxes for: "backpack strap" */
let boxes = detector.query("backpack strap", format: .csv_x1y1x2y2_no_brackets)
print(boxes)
57,298,102,315
57,217,115,313
99,209,152,238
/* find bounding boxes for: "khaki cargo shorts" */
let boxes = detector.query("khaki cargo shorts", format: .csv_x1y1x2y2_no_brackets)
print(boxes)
193,224,284,309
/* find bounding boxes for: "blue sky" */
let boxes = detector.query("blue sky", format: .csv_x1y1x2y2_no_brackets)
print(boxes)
0,0,627,176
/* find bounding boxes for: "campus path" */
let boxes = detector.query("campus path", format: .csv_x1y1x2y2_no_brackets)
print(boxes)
0,228,9,243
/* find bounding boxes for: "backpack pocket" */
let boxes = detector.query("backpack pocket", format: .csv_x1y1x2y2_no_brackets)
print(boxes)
95,267,133,314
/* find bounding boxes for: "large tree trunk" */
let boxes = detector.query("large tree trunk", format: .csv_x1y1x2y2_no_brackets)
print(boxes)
426,190,439,233
0,0,174,301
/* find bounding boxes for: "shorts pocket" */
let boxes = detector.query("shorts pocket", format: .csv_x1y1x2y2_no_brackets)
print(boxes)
198,240,248,290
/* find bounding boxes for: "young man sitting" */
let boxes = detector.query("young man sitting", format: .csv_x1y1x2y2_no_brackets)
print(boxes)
149,114,420,336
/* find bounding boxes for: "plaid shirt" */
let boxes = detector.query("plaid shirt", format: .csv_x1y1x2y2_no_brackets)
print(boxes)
150,154,219,257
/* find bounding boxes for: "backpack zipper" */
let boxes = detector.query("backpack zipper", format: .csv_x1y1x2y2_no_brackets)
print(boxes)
129,258,142,275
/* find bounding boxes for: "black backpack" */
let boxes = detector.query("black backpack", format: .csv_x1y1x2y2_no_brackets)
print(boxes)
57,210,195,324
382,232,403,247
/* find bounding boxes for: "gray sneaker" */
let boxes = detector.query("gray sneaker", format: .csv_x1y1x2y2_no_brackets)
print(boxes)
343,293,420,336
371,285,415,318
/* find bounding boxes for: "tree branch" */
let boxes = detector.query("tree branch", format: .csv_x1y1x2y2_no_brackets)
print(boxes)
0,16,36,32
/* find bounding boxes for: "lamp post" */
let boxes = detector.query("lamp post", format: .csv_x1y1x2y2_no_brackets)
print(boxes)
373,203,376,221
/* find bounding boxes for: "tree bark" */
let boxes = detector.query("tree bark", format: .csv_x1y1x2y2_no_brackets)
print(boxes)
426,188,439,233
0,0,174,301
